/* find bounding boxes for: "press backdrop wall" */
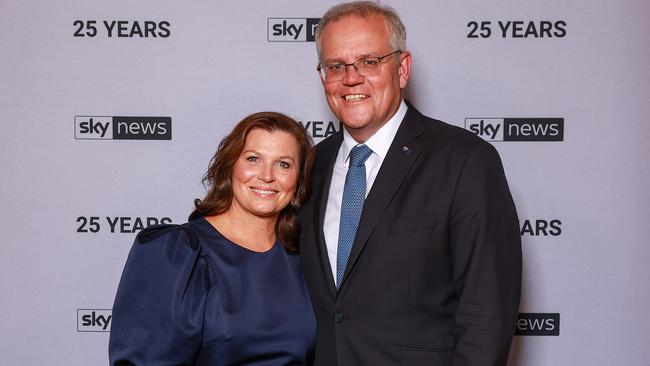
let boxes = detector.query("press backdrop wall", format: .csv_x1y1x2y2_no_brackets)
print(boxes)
1,0,648,365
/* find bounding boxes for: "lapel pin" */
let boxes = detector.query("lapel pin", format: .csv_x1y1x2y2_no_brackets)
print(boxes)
402,146,412,155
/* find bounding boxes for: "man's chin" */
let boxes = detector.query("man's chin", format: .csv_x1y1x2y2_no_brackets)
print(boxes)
341,119,371,131
339,111,372,129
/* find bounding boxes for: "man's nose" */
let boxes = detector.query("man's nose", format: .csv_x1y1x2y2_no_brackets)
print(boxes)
342,64,364,85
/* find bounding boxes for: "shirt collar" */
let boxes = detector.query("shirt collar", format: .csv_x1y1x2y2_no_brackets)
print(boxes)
341,100,408,162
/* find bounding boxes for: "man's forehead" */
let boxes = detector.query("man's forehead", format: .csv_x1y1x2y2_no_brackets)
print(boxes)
320,14,391,62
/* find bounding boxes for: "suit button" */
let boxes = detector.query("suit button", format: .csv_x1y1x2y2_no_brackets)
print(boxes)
334,313,344,323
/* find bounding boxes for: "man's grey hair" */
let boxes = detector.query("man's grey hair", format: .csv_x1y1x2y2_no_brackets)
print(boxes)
315,1,407,63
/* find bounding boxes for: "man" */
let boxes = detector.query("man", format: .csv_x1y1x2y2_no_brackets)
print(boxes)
299,2,522,366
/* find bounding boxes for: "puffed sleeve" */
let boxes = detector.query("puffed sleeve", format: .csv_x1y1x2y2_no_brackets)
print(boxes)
109,224,210,366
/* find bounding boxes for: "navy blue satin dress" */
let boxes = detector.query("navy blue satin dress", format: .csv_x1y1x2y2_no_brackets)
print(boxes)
109,218,316,365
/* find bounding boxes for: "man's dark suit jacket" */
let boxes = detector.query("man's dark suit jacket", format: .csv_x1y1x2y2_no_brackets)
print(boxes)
299,104,522,366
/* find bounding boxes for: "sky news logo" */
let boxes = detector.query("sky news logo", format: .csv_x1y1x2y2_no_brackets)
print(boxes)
77,309,112,332
267,18,319,42
515,313,560,336
74,116,171,140
465,118,563,141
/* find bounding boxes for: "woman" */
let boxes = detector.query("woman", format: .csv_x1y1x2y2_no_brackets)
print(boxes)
109,112,316,365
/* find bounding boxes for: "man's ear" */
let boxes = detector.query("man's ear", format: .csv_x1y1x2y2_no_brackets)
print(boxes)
398,51,412,89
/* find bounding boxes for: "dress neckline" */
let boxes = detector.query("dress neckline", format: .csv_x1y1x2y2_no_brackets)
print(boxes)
199,217,279,255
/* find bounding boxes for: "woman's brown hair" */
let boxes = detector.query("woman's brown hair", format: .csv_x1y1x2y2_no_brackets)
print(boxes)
189,111,314,251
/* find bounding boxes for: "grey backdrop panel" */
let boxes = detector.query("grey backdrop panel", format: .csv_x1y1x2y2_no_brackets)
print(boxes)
1,0,648,364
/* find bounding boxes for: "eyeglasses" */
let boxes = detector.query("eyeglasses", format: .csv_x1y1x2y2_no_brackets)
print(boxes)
317,50,401,82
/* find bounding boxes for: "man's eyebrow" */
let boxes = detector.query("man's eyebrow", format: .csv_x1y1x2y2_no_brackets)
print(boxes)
323,53,374,64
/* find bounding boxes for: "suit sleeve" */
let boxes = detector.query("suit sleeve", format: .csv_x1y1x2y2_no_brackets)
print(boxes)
108,226,210,366
449,141,522,366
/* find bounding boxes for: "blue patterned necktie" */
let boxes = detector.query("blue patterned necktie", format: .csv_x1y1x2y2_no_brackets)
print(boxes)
336,144,373,287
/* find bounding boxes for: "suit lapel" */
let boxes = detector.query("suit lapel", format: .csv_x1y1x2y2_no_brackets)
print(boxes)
312,133,342,298
341,107,426,287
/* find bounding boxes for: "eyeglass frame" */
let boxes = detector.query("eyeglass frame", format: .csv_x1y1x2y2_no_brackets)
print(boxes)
316,50,402,82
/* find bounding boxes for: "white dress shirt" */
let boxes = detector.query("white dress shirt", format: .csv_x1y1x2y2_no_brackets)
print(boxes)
323,100,408,279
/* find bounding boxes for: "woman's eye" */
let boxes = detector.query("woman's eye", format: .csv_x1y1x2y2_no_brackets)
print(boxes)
276,161,290,169
246,156,259,163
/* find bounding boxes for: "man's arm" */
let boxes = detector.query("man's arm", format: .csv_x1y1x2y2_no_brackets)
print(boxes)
449,141,522,366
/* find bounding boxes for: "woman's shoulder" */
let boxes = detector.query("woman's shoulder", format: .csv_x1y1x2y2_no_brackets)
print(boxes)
118,222,210,299
135,222,201,251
